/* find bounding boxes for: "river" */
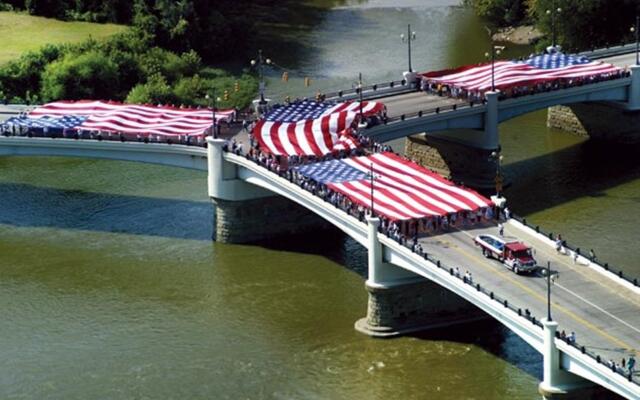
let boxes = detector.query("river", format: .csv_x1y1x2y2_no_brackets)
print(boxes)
1,1,638,399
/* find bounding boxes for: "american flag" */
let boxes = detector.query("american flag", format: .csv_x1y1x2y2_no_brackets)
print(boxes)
295,152,492,221
25,100,235,137
422,52,622,93
3,115,87,130
253,100,385,157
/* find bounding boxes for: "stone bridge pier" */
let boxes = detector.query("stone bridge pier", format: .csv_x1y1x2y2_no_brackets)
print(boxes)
548,102,640,142
355,217,486,337
207,137,331,243
549,64,640,142
404,92,501,192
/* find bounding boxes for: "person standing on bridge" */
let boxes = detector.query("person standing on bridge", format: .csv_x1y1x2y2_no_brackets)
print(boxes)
629,355,636,376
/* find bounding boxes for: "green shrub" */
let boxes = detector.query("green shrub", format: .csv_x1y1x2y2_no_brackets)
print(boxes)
41,50,119,100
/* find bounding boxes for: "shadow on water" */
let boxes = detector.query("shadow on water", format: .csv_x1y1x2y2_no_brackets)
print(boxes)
503,139,640,216
0,182,213,241
252,228,368,278
410,319,543,380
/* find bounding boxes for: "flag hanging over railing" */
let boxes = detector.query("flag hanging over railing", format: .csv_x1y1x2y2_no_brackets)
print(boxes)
295,151,492,221
2,100,235,137
420,52,622,93
253,100,385,157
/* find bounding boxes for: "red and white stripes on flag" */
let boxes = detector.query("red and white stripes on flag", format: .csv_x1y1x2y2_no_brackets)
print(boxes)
421,57,622,93
29,101,235,137
253,100,385,157
330,152,491,221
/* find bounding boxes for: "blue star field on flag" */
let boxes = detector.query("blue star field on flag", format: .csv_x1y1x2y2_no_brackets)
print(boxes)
2,115,87,130
518,53,591,69
264,100,335,123
295,158,369,184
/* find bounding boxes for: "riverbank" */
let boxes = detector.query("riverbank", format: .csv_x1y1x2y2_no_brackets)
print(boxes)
492,25,542,46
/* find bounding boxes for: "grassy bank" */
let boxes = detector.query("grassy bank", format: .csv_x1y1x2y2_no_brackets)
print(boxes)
0,12,126,64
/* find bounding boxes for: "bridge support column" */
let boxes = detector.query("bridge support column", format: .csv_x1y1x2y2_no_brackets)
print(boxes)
629,65,640,111
483,91,500,150
366,216,382,286
207,137,332,243
356,218,486,337
538,318,604,399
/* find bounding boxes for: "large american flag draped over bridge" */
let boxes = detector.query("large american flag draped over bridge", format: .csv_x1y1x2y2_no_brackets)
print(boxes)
295,152,492,221
253,100,385,157
421,52,622,93
3,100,235,137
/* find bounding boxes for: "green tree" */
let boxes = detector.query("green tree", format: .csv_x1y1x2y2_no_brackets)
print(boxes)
125,73,176,105
528,0,639,51
41,50,119,101
465,0,528,27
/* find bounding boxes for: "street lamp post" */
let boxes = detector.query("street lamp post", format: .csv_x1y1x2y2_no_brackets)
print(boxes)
400,24,417,73
546,261,553,321
358,72,364,122
546,1,562,49
250,49,272,105
485,45,505,93
490,150,504,197
369,163,376,217
631,15,639,65
205,91,221,138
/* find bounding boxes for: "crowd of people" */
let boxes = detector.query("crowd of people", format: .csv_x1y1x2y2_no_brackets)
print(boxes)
226,129,500,249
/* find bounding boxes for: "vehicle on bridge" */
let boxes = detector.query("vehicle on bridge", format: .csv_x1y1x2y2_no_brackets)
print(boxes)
474,234,537,274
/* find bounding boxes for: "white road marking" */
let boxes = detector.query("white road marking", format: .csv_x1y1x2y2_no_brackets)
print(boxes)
553,282,640,336
447,225,640,336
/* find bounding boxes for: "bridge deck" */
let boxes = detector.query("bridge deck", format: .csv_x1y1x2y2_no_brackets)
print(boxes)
424,221,640,367
379,91,463,118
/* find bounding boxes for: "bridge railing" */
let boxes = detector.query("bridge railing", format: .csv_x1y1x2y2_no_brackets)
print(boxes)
369,100,479,128
562,335,640,385
1,127,210,147
322,78,418,102
510,213,640,290
579,41,638,60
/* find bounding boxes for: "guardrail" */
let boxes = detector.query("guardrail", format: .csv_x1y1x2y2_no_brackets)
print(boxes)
511,213,640,290
579,42,637,60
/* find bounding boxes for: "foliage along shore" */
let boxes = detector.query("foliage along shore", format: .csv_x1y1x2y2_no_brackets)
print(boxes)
464,0,639,52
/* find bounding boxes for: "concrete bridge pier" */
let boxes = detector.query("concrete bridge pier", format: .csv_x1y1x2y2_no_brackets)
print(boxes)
538,319,607,400
206,137,332,243
355,217,486,337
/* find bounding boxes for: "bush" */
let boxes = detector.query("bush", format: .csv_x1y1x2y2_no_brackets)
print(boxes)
41,50,119,100
125,73,175,105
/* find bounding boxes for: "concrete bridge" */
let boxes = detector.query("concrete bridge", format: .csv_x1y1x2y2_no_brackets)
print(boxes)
321,52,640,189
0,135,638,400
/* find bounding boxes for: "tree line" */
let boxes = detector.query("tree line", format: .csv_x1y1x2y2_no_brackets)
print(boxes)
0,0,279,106
465,0,640,52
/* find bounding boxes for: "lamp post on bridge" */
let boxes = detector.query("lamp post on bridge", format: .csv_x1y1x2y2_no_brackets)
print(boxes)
489,150,504,197
250,49,272,112
205,91,221,138
400,24,417,73
631,15,639,66
546,1,562,49
484,27,505,93
485,45,505,93
546,261,553,321
370,162,375,217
